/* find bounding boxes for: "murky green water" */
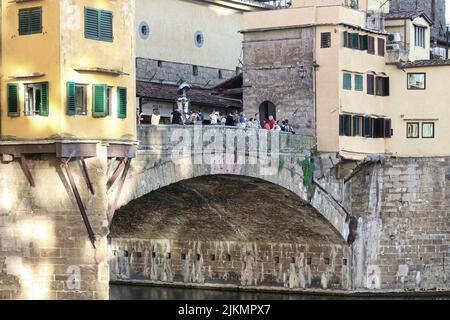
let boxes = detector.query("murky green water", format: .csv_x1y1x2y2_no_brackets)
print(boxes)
109,284,450,300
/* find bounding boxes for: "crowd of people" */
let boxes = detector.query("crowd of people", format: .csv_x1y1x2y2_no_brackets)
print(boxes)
138,107,295,134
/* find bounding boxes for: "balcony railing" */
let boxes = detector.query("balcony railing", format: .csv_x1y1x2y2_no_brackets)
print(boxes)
366,12,385,32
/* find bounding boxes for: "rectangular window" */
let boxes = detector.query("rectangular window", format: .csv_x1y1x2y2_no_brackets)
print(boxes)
414,26,426,48
376,76,389,96
384,119,392,138
19,7,42,35
422,122,435,138
85,7,113,42
339,114,352,136
367,74,375,95
344,31,349,48
351,33,360,49
407,73,426,90
407,122,420,138
363,116,373,138
117,87,127,119
353,116,362,136
367,36,375,54
377,38,385,57
67,82,87,116
359,35,368,51
343,73,352,90
321,32,331,48
25,83,49,116
355,74,363,91
7,84,20,116
373,118,385,138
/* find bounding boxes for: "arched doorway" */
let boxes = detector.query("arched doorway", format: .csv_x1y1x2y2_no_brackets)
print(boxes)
259,101,277,124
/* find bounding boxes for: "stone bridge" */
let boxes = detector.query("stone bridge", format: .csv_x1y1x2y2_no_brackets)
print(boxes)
1,126,450,299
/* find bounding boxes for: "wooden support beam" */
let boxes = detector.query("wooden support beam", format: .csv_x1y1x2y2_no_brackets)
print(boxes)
107,158,126,192
80,157,95,195
63,160,96,249
19,154,35,187
108,158,131,226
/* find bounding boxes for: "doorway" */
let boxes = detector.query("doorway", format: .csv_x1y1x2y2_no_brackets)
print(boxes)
259,101,276,124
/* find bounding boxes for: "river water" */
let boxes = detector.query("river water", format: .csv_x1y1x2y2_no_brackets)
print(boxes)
109,284,450,300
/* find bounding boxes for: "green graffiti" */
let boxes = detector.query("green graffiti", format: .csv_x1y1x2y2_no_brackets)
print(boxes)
300,156,316,191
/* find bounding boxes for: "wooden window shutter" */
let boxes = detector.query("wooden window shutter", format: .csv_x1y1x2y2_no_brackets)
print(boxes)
360,35,368,50
339,115,345,136
344,31,348,47
383,77,390,96
99,11,113,42
92,84,107,117
117,87,127,119
39,82,49,116
367,74,375,95
7,84,19,116
384,119,392,138
378,38,385,56
344,115,352,136
30,8,42,33
18,10,29,35
367,36,375,54
85,8,99,39
352,33,360,49
67,82,76,115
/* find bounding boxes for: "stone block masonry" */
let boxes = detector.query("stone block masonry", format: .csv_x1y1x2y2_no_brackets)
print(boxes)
136,58,236,89
243,27,315,136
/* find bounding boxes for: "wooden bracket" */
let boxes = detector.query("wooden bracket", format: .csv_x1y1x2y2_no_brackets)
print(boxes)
108,158,131,226
107,158,126,192
63,159,96,249
80,157,95,195
19,154,35,187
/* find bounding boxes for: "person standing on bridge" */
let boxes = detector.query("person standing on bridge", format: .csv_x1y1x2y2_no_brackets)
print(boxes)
171,108,184,125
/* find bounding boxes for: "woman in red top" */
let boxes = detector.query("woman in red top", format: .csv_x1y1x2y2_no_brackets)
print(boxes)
263,120,271,130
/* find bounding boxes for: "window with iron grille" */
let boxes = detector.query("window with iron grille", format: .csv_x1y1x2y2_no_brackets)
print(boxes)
321,32,331,48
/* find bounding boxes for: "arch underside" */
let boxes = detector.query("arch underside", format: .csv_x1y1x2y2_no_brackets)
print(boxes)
110,175,344,244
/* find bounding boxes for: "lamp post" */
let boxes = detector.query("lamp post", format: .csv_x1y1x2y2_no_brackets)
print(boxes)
177,82,191,123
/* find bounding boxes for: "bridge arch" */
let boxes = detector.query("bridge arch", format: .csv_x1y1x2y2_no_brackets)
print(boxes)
109,174,352,289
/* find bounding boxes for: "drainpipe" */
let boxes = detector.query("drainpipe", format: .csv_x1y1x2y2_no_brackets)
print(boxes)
313,26,318,145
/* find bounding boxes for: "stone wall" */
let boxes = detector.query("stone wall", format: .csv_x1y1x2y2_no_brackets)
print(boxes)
110,239,351,290
242,27,315,136
0,145,110,300
136,58,236,88
389,0,447,42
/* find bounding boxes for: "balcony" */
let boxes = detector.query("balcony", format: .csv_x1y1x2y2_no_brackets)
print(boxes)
366,11,385,33
385,41,409,64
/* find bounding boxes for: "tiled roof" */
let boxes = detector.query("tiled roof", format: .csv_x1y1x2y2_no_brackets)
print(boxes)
384,11,433,25
137,81,230,108
400,59,450,68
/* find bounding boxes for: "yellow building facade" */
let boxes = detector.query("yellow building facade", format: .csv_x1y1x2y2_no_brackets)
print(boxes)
1,0,136,142
244,0,450,159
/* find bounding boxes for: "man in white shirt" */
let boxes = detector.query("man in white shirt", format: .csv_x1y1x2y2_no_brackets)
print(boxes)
210,110,218,125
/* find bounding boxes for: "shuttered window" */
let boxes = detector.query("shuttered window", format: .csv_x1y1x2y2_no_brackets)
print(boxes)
7,84,19,116
343,73,352,90
355,74,363,91
367,74,375,95
40,82,49,116
85,7,113,42
351,33,360,49
19,7,42,35
67,82,76,115
377,38,385,56
92,84,107,117
359,35,368,50
117,87,127,119
344,31,349,48
367,36,375,54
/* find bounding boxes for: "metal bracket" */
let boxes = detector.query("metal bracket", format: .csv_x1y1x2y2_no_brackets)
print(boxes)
63,159,96,249
108,158,131,226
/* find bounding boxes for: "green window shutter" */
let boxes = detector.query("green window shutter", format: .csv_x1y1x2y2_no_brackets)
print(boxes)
360,35,368,50
117,87,127,119
339,115,345,136
99,10,113,42
355,74,363,91
343,73,352,90
85,8,99,39
67,82,76,115
92,84,107,117
39,82,49,117
351,33,360,49
343,31,348,48
19,7,42,35
7,84,19,116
